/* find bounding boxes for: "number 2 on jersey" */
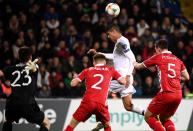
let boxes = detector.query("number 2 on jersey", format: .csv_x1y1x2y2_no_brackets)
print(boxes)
168,63,176,78
91,74,104,90
11,70,32,87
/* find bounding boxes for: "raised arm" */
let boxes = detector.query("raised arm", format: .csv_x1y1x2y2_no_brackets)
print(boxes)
133,62,146,70
71,78,81,87
117,76,126,85
99,53,113,60
87,49,113,60
71,69,87,87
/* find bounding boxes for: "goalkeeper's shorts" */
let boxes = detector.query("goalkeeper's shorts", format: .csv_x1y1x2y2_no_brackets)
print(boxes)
109,75,136,97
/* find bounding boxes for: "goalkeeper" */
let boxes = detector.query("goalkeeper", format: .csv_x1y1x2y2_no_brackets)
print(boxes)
0,47,50,131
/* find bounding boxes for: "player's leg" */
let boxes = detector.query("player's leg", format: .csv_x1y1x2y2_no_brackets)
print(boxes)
39,117,50,131
2,103,20,131
65,101,94,131
65,117,79,131
2,121,12,131
145,93,167,131
103,122,111,131
121,92,144,115
159,115,175,131
24,102,50,131
91,84,144,130
3,109,12,131
159,95,181,131
144,109,165,131
95,103,112,131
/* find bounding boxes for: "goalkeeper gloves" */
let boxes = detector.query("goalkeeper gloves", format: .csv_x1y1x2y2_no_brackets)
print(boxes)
25,58,39,75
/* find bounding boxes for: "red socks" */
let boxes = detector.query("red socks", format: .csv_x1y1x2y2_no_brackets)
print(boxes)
104,126,112,131
64,125,73,131
163,119,175,131
65,125,112,131
147,117,165,131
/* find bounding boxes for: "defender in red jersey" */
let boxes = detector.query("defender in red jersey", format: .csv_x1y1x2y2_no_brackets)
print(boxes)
134,39,189,131
64,54,126,131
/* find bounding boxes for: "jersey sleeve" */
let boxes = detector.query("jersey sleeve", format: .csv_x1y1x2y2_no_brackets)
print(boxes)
77,69,88,81
118,41,131,54
111,67,121,80
180,61,186,72
143,54,159,68
2,67,11,80
118,41,136,62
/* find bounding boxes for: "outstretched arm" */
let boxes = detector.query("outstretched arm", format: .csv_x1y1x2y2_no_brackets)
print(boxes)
71,70,87,87
87,49,113,60
133,62,146,70
99,53,113,60
70,78,81,87
117,77,126,85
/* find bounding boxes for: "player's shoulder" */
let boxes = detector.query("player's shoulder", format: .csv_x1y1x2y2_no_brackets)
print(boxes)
171,54,184,64
14,63,26,70
104,65,115,71
149,53,161,60
117,36,130,45
88,67,94,71
3,64,19,72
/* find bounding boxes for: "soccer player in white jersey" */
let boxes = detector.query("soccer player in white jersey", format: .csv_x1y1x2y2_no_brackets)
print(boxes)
88,24,144,130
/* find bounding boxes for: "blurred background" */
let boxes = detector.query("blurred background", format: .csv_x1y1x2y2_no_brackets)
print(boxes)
0,0,193,99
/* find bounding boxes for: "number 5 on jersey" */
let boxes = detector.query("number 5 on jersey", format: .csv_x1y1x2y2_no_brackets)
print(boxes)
168,63,176,78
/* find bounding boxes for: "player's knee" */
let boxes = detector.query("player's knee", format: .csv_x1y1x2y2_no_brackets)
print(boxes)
123,103,133,111
144,114,150,122
104,122,110,128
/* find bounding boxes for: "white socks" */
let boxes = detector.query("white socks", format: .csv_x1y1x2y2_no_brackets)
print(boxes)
131,104,145,115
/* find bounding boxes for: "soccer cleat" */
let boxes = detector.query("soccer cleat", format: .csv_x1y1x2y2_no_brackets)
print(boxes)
91,122,104,131
142,110,145,116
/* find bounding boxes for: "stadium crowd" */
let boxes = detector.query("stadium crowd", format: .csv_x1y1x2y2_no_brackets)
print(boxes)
0,0,193,98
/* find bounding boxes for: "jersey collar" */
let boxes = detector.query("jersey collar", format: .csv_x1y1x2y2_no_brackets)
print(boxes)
95,64,105,66
161,51,172,54
116,36,123,43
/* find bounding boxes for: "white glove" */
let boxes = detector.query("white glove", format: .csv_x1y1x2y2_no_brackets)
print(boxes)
25,58,39,75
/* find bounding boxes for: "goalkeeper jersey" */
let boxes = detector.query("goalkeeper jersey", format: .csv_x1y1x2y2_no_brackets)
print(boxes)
3,63,38,104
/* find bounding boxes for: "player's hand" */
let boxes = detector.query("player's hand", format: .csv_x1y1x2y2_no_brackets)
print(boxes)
133,61,138,67
25,58,39,75
73,72,78,78
87,49,97,55
125,75,130,88
0,70,4,77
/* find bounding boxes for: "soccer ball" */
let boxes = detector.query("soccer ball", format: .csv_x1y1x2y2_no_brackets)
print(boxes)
105,3,120,17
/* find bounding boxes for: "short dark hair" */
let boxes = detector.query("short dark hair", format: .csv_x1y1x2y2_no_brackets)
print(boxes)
155,39,168,50
18,47,32,62
93,53,106,62
107,24,121,32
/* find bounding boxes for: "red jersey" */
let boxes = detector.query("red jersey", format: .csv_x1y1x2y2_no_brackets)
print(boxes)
143,51,186,93
77,64,121,105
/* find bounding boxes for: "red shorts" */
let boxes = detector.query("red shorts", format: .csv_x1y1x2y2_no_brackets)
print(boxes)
73,100,110,124
148,92,182,116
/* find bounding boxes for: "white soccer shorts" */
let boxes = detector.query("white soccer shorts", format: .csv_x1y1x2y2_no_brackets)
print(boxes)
109,75,136,97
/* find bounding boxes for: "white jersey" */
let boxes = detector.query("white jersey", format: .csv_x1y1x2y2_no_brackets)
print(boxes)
102,36,136,76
